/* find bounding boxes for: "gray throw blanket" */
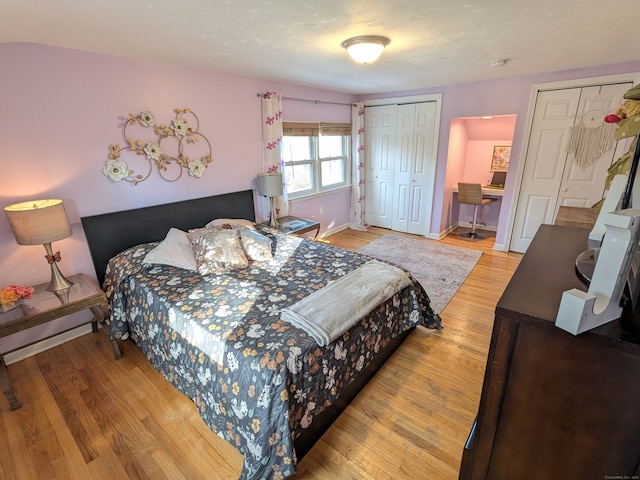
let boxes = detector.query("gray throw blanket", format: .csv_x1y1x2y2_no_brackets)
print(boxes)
280,260,411,346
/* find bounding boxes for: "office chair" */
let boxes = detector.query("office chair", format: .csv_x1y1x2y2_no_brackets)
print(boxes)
457,183,497,239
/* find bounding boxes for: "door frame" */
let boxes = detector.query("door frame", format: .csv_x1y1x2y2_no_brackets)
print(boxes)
503,72,640,252
364,94,442,236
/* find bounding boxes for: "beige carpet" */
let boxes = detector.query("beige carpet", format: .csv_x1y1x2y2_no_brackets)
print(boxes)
358,234,483,313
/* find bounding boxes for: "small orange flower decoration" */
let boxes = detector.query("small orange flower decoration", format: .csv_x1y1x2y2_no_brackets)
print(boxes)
0,285,34,310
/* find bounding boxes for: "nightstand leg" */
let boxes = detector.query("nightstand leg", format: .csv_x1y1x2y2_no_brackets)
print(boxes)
0,356,21,410
89,305,103,332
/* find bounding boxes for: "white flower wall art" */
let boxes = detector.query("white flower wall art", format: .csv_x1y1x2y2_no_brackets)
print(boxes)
103,108,213,185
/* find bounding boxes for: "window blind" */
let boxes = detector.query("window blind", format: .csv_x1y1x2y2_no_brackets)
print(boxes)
283,122,351,136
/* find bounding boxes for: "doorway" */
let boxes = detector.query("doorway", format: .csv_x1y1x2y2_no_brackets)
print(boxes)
364,95,441,236
447,115,517,235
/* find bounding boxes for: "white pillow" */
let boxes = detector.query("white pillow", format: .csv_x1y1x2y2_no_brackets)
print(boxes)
205,218,256,230
143,228,197,271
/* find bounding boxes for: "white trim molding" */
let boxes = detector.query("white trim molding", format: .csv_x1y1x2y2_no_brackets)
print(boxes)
4,324,95,366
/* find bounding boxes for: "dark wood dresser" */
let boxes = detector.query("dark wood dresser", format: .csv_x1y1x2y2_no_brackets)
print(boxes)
459,224,640,479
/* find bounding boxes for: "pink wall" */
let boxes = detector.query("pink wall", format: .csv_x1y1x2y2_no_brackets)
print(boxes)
443,118,468,228
2,41,640,353
0,43,355,351
463,141,510,183
457,140,510,229
457,116,516,230
361,61,640,244
447,117,515,231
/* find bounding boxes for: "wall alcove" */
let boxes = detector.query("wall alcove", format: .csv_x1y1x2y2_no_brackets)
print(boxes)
447,114,517,234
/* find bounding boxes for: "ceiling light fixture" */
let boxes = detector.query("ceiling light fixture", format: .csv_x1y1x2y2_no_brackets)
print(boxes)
490,59,508,67
341,35,390,64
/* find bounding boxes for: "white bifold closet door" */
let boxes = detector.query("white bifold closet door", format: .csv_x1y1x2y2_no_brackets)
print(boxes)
510,82,632,253
365,102,438,235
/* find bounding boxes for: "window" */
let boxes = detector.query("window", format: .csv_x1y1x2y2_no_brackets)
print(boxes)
281,122,351,198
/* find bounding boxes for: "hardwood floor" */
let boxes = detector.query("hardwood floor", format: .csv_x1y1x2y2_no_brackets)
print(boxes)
0,227,521,479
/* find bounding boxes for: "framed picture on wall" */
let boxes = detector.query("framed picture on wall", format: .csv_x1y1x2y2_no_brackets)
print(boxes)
490,145,511,172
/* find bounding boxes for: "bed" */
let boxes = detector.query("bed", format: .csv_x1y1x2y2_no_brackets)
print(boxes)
81,189,441,479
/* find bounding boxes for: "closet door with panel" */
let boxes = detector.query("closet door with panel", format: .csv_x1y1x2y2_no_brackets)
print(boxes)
365,102,438,235
365,105,397,229
510,82,631,253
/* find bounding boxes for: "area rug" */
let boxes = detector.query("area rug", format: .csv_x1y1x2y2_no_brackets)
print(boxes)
358,234,483,313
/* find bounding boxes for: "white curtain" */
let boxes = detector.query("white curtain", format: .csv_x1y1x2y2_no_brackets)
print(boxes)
260,92,289,219
350,102,367,230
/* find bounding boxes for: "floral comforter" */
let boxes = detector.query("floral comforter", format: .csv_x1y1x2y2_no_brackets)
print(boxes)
103,229,440,479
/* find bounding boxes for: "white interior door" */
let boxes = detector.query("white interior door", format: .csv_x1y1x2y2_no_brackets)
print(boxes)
365,105,397,229
367,102,438,234
404,102,438,235
511,89,579,253
510,82,632,253
557,84,632,208
391,104,416,232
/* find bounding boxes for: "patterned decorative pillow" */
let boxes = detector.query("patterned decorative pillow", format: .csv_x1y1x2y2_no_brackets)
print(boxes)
205,218,256,230
238,227,273,262
142,228,197,271
189,227,249,275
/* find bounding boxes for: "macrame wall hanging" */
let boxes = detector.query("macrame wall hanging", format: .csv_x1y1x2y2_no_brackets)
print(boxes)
567,95,617,170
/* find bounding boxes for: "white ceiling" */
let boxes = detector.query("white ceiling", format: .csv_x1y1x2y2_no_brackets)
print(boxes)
2,0,638,95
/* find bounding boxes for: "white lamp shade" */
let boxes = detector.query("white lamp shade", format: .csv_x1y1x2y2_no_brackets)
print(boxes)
342,35,390,64
257,173,283,197
4,199,72,245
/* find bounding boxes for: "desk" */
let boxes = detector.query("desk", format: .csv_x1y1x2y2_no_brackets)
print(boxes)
452,185,504,197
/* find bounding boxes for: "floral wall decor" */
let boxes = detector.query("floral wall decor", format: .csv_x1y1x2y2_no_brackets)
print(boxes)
103,108,213,185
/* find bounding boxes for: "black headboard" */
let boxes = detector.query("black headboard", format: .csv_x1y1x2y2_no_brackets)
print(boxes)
81,189,256,286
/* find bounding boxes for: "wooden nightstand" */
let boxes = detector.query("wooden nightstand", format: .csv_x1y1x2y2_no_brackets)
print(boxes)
276,216,321,238
0,274,109,410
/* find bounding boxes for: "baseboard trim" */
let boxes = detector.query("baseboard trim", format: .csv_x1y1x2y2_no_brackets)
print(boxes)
4,324,95,366
432,224,457,240
319,223,349,239
457,221,498,232
493,242,507,252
